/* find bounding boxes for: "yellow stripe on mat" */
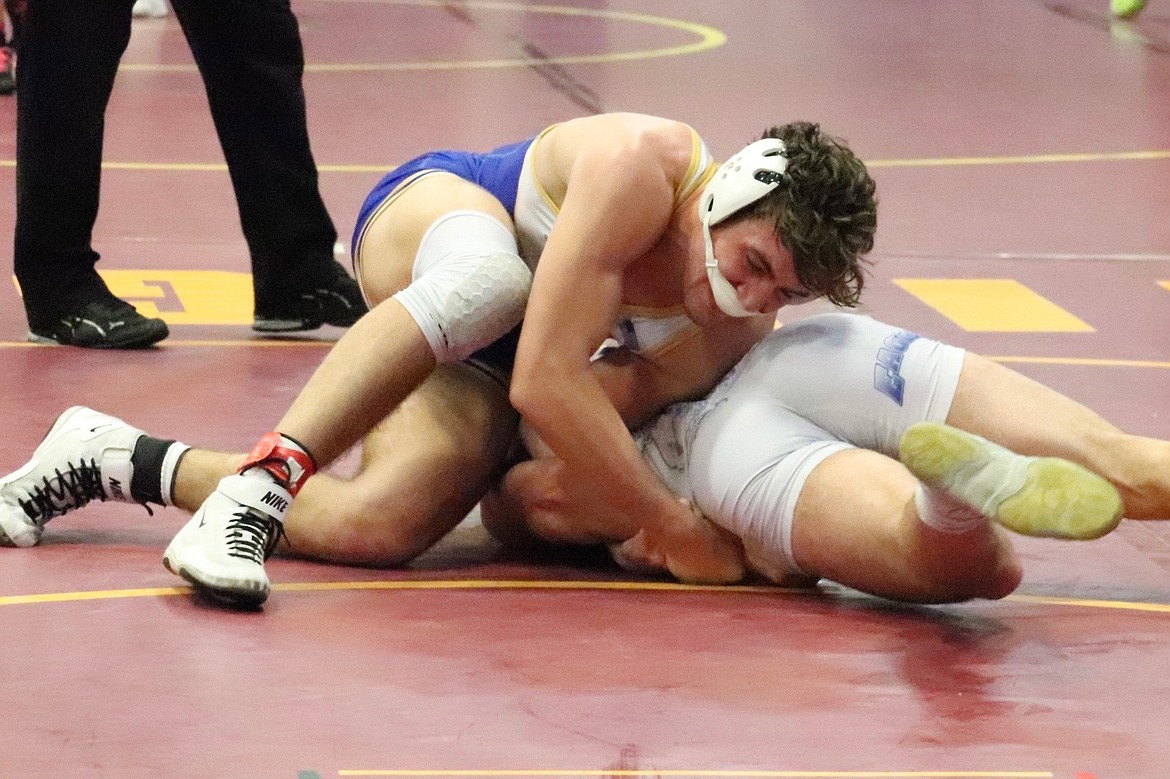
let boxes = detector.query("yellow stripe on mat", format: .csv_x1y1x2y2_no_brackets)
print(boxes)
894,279,1093,332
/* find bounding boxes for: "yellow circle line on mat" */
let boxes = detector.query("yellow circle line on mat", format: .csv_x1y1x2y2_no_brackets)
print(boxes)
865,149,1170,168
0,580,789,606
985,355,1170,369
1,578,1168,612
117,0,726,74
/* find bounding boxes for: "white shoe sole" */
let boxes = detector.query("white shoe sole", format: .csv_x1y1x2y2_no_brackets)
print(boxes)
161,474,288,607
162,549,271,606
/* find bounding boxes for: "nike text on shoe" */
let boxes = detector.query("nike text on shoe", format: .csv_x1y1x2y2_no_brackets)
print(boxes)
899,422,1124,540
0,407,144,547
252,265,368,332
162,474,290,606
28,295,168,349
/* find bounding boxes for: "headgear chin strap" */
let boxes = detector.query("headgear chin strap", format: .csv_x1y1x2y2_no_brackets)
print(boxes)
699,138,788,317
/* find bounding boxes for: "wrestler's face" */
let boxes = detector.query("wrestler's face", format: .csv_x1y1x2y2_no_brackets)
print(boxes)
692,217,812,321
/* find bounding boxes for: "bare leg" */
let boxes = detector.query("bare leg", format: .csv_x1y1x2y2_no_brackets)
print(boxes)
160,175,522,602
948,354,1170,520
172,363,518,566
172,450,242,511
284,362,518,565
272,299,436,466
273,174,516,467
790,448,1023,604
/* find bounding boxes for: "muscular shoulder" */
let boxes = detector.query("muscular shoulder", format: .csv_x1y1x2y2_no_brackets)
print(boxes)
541,114,701,193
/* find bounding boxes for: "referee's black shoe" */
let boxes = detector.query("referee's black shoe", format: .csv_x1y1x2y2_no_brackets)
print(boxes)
252,263,368,333
28,294,169,349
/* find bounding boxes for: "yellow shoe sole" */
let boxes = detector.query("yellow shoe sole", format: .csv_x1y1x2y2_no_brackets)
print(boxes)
900,422,1124,541
898,421,982,485
1112,0,1148,18
997,458,1123,540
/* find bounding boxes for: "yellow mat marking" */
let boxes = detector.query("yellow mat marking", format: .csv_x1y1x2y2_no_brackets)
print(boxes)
894,279,1094,332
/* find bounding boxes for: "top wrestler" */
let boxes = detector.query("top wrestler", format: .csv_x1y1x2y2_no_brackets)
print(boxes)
0,112,878,606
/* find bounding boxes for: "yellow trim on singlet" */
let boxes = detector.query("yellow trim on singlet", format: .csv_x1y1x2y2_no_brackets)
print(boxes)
639,322,702,362
616,303,688,319
642,318,703,362
528,124,563,214
674,127,718,209
611,304,700,361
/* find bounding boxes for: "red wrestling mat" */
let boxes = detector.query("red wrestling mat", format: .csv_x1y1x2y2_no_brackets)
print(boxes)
1,0,1168,776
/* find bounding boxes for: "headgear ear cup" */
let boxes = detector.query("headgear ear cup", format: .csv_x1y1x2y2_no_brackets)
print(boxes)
700,139,788,317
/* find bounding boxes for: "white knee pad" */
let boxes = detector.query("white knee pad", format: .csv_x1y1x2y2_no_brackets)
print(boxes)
393,210,532,362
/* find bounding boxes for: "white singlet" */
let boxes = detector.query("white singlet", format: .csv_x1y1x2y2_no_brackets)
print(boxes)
632,312,966,580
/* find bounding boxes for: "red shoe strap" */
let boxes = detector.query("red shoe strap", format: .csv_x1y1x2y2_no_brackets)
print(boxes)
239,432,317,496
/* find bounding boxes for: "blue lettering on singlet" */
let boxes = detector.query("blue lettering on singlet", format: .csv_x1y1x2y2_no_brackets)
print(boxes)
873,329,920,405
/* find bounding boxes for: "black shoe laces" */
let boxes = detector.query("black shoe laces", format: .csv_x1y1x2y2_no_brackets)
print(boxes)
18,459,107,524
17,459,155,524
225,509,286,564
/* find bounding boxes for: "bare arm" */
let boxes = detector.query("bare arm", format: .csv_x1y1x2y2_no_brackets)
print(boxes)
479,443,746,582
508,119,744,583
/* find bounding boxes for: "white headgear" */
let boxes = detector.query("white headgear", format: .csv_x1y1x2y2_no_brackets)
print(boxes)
699,138,788,317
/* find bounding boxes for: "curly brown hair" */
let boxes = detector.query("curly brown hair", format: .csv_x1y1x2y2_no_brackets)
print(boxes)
724,122,877,307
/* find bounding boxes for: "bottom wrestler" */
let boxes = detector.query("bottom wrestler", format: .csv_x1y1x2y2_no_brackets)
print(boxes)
483,312,1169,604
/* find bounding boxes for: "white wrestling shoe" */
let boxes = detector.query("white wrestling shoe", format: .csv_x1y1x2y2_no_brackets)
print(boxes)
132,0,169,18
899,422,1124,540
0,406,142,548
162,474,290,606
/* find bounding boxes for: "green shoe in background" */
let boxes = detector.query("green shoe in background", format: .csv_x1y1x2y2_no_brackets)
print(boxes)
1112,0,1149,19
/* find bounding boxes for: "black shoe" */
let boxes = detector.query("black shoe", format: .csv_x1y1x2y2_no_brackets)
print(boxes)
252,264,369,333
28,295,169,349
